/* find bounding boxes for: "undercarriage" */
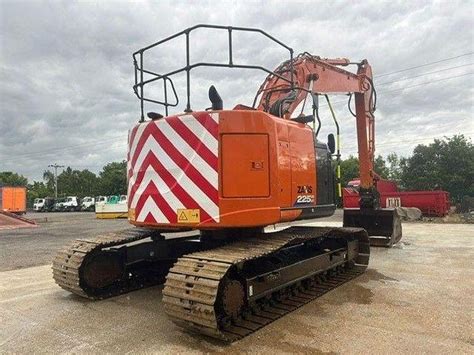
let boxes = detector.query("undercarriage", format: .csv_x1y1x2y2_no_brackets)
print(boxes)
53,226,369,341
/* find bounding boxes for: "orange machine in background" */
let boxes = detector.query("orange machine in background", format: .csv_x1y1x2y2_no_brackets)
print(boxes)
0,186,27,214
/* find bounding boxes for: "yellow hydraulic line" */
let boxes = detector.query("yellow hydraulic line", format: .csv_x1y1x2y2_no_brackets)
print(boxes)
337,165,342,197
325,95,342,198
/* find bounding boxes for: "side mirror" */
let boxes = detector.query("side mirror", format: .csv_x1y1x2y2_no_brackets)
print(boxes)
327,133,336,154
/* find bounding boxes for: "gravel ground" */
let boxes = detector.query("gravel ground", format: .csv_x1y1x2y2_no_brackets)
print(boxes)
0,212,130,271
0,221,472,353
0,210,342,272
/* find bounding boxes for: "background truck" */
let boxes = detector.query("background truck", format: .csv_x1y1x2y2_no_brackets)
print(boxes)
53,198,66,212
95,195,127,218
62,196,80,212
343,178,450,216
33,198,45,211
81,197,95,211
33,197,56,212
95,196,107,206
0,186,26,214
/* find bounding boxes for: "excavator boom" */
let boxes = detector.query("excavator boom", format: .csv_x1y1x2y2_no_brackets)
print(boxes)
53,25,401,342
256,52,401,244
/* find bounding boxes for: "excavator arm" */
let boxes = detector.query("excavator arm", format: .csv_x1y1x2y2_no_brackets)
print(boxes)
256,53,400,245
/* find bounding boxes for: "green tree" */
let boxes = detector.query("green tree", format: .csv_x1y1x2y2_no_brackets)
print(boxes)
43,170,56,191
374,155,389,179
98,161,127,195
27,181,53,206
400,135,474,201
56,167,99,197
0,171,28,186
340,156,359,188
78,170,99,196
339,154,389,188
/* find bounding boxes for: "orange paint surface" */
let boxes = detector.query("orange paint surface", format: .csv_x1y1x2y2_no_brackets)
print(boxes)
0,187,26,213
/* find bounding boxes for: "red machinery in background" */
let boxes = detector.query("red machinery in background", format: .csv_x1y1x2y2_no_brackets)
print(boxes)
343,178,450,217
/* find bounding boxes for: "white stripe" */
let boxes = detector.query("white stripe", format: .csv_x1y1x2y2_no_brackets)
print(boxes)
137,196,169,223
127,130,133,196
132,136,219,221
157,120,217,187
129,122,148,196
131,166,185,213
128,115,218,197
178,115,218,154
129,121,149,162
210,112,219,124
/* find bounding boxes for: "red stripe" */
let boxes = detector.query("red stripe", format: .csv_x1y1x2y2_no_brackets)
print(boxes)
135,180,176,223
192,112,218,139
129,122,218,203
152,127,218,203
130,121,156,170
166,116,218,171
130,114,218,172
129,151,157,205
129,125,140,151
127,129,136,179
131,151,215,222
144,212,157,224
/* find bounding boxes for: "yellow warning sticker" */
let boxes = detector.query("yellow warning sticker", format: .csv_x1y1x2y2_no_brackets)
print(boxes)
128,208,136,221
177,209,200,223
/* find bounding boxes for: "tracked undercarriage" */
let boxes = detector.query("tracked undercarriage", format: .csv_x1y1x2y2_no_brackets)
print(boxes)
53,226,369,341
53,229,206,299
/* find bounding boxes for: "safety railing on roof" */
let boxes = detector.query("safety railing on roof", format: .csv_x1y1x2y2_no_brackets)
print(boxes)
132,24,295,121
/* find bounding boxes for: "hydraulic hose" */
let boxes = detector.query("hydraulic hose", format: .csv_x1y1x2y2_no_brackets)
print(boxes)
324,95,342,198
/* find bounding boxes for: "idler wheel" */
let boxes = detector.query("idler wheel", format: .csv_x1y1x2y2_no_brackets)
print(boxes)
220,279,245,319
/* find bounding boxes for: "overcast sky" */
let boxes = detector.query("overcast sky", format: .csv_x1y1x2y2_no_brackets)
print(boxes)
1,0,473,182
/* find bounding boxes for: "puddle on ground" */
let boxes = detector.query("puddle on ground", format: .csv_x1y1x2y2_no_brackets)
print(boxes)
364,268,399,282
325,283,374,305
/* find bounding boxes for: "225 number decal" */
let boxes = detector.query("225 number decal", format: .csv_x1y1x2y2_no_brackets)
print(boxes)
295,195,314,204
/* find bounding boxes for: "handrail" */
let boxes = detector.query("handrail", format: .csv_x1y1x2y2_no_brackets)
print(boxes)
133,24,294,121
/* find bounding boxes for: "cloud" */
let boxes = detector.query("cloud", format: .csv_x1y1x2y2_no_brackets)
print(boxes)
0,0,473,181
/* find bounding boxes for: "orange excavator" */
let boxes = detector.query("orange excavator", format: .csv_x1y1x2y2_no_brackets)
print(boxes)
53,25,401,341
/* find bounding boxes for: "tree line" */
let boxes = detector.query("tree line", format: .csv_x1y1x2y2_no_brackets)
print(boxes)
0,161,127,206
0,135,472,206
339,135,473,202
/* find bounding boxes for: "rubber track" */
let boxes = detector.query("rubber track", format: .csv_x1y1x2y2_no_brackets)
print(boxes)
163,227,369,342
52,229,151,299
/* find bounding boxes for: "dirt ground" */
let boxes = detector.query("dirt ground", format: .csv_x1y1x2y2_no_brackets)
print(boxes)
0,213,473,353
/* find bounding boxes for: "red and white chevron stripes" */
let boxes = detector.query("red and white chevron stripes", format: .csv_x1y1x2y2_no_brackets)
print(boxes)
127,112,219,224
